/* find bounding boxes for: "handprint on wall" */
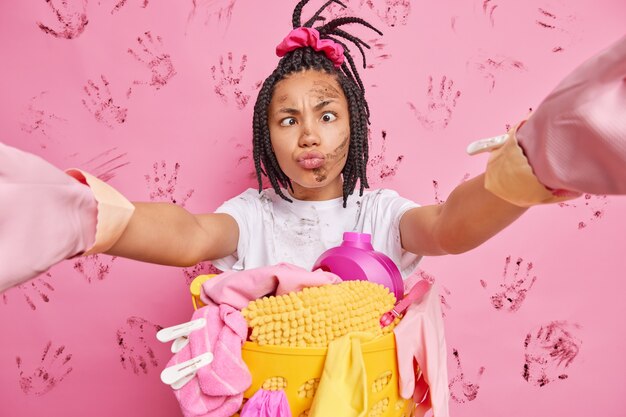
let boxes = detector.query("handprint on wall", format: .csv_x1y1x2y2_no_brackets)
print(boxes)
110,0,149,15
73,254,117,284
449,348,485,404
468,54,527,92
16,341,73,396
182,261,222,286
322,1,355,19
2,273,56,311
210,53,260,110
20,91,67,148
432,173,470,204
82,75,128,128
558,194,609,230
187,0,237,27
37,0,88,39
80,147,130,182
360,0,411,27
480,255,537,312
365,38,392,69
408,76,461,131
128,31,177,90
480,0,499,27
145,160,195,207
523,321,581,387
535,2,579,53
367,130,405,185
116,316,163,375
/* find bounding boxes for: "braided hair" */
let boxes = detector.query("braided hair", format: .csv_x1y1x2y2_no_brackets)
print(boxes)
252,0,382,207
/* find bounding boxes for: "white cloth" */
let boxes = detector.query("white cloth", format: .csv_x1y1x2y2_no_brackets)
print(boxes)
212,188,421,277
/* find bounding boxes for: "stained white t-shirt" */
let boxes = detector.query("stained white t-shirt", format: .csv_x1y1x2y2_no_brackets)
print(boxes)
212,188,422,277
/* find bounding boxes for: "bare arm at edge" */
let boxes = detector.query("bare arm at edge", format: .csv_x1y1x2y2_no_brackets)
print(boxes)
105,202,239,267
400,173,528,256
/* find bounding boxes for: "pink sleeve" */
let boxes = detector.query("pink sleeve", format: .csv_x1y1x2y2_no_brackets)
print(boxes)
0,142,97,291
0,143,134,293
517,35,626,195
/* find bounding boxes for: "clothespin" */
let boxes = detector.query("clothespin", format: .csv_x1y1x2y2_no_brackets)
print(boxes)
160,351,214,389
157,317,207,353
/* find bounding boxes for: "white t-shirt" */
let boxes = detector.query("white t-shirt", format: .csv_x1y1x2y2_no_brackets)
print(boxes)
212,188,422,277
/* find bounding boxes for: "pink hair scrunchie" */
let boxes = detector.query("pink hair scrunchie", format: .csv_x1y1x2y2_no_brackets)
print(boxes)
276,27,345,68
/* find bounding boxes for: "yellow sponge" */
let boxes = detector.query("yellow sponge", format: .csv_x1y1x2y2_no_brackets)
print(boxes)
242,281,398,348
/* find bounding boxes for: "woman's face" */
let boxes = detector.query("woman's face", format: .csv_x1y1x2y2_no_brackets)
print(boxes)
267,69,351,201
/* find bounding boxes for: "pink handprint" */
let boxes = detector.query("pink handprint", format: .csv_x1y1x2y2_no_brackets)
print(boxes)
182,261,222,286
480,255,537,312
82,75,128,128
16,341,73,396
523,321,581,387
116,316,163,375
409,76,461,130
73,254,117,283
37,0,88,39
367,130,405,185
449,348,485,404
211,53,258,110
558,194,609,230
110,0,149,14
145,160,195,207
128,31,177,90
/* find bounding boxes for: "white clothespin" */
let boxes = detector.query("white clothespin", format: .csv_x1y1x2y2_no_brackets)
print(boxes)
466,133,508,155
160,351,214,390
157,317,207,353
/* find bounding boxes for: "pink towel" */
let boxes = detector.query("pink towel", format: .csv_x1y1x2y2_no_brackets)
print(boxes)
200,262,341,309
167,304,249,417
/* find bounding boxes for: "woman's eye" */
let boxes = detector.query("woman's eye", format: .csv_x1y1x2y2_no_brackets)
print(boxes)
280,117,297,126
321,112,337,122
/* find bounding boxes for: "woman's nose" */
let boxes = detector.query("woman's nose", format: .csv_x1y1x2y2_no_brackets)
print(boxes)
298,123,320,147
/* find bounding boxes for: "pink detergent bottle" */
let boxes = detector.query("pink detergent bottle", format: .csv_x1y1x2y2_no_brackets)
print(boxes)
311,232,404,300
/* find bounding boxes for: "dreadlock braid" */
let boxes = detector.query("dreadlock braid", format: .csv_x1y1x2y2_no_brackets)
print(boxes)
252,0,381,207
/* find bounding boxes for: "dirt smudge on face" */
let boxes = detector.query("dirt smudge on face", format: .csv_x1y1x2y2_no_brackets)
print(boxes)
311,80,341,100
313,135,349,182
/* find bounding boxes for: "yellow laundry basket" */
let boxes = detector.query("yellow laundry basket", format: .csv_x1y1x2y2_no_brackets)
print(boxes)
190,274,416,417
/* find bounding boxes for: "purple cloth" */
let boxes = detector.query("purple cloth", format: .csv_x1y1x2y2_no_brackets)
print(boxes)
240,389,292,417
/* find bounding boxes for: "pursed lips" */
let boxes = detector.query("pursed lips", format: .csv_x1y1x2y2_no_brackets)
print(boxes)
296,151,325,169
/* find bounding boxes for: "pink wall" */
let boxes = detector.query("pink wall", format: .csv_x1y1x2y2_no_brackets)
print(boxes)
1,1,625,416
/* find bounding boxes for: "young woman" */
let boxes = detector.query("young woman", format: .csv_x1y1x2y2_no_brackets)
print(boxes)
1,0,624,292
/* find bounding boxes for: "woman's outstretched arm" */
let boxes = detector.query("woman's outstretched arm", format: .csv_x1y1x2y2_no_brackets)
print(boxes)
106,205,238,267
400,173,528,256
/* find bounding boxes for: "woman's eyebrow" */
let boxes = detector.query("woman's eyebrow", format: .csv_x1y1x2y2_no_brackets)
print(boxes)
276,99,335,115
276,107,300,115
314,99,334,111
